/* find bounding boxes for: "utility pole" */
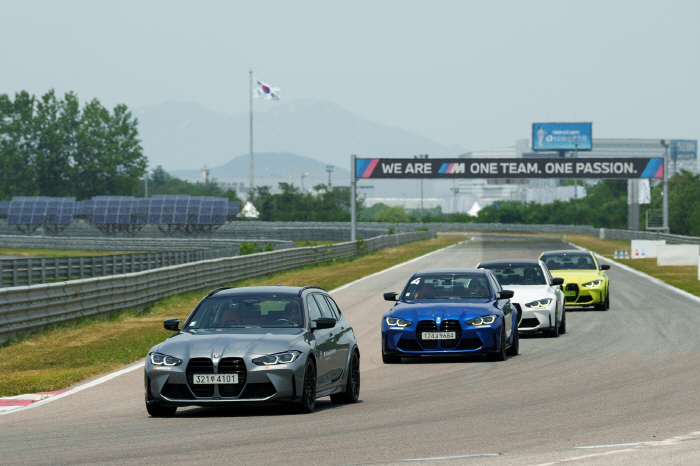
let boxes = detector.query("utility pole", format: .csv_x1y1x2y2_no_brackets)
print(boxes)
414,154,428,219
326,165,334,188
249,70,254,200
301,173,309,192
661,140,670,233
350,155,357,241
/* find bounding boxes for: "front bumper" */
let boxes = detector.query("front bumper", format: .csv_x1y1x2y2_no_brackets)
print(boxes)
382,322,501,355
564,284,604,306
145,355,307,407
517,302,557,332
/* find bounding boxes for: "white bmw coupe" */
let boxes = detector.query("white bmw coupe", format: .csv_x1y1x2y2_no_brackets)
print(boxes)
477,259,565,337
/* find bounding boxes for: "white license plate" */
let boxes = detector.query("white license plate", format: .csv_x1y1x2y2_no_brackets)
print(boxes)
421,332,456,340
192,374,239,384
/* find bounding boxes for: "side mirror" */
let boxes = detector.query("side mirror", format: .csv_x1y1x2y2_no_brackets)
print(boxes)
383,292,398,301
497,290,514,299
600,264,610,270
312,317,336,330
551,277,564,286
163,318,182,331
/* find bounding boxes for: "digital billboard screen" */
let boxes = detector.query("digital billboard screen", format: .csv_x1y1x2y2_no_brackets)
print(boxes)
532,122,592,151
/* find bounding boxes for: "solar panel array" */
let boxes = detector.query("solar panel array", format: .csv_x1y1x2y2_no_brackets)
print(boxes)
3,196,236,227
6,197,76,225
147,195,229,225
0,201,10,216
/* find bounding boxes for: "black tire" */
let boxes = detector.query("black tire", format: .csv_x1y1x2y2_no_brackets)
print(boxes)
604,290,610,310
559,308,567,334
296,359,317,414
146,402,177,417
506,325,519,356
331,351,360,404
488,324,507,361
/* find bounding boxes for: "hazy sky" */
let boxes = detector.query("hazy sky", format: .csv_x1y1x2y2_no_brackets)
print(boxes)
2,1,699,153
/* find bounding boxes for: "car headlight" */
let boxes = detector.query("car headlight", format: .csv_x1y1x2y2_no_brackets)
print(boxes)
253,351,301,366
150,352,183,366
465,315,497,326
385,317,413,327
582,280,603,288
525,298,553,308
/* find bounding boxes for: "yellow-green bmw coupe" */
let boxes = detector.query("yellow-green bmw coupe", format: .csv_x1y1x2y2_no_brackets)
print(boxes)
539,250,610,310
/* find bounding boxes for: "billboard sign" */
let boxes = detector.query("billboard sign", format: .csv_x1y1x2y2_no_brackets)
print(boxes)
355,157,663,180
532,122,592,151
670,139,697,161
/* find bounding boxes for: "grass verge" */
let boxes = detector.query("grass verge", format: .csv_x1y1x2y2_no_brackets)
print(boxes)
564,233,700,297
0,235,463,396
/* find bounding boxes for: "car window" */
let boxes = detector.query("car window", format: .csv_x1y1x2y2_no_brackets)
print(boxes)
403,274,491,300
186,296,304,328
313,294,334,318
541,253,596,270
480,264,547,285
324,296,342,318
307,295,323,322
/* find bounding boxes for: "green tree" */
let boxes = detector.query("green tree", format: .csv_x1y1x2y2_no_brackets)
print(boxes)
0,90,146,200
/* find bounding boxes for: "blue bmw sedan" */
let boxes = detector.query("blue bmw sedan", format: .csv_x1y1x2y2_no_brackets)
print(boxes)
381,268,519,363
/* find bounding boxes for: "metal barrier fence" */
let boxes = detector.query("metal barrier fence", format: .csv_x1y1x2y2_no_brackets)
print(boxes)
0,235,294,252
1,247,239,287
0,231,434,343
3,219,700,245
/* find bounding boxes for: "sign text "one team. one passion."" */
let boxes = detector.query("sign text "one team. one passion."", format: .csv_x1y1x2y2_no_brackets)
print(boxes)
355,158,664,180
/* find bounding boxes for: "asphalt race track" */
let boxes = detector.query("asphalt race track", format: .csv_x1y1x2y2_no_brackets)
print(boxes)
2,234,700,466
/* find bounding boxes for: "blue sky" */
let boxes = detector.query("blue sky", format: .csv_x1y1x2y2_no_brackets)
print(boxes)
1,0,698,152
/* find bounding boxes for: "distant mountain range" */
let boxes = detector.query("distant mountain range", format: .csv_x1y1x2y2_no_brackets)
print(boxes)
169,152,348,180
135,99,467,172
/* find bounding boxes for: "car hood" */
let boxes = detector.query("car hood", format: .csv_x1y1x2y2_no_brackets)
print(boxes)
389,300,498,321
152,328,306,360
502,285,552,304
549,270,604,284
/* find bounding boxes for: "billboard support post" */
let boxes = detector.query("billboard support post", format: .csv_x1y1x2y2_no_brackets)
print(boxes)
661,140,670,233
350,154,357,242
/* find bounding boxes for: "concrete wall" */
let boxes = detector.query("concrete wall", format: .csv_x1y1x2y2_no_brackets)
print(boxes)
630,240,666,259
657,244,700,266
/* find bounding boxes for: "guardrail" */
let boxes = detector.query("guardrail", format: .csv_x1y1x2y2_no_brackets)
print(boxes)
1,247,240,287
0,235,294,252
0,231,434,343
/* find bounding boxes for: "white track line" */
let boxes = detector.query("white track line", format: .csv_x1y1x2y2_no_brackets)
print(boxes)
404,453,498,461
1,240,464,416
0,361,144,416
568,242,700,305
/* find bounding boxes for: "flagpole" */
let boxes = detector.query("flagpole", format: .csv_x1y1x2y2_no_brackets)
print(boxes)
249,70,254,200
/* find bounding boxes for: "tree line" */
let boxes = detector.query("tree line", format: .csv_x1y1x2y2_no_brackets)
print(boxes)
0,90,146,200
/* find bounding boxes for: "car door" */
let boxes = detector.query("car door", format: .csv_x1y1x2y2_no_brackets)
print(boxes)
490,272,513,337
312,294,345,388
306,293,336,390
321,295,351,381
543,264,564,321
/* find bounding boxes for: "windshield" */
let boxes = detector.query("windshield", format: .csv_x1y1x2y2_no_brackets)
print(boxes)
480,264,547,285
186,296,304,329
402,274,491,300
542,254,596,271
